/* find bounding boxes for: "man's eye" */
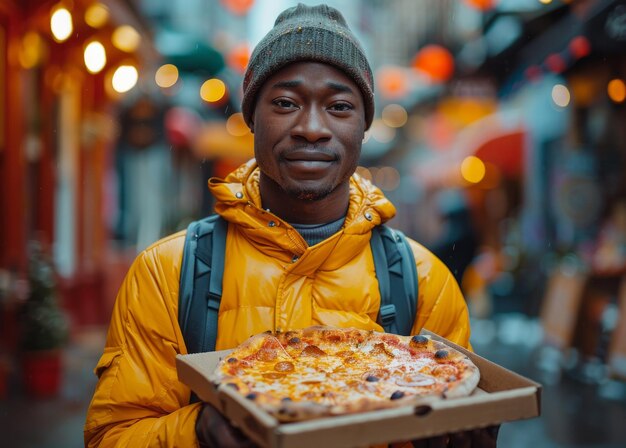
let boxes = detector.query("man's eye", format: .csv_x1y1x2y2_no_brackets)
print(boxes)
329,103,353,112
273,99,297,108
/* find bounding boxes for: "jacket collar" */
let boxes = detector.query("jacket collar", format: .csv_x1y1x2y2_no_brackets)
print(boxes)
207,160,396,264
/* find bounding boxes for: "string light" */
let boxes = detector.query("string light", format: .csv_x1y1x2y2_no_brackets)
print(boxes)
50,7,73,42
112,65,138,93
84,41,107,74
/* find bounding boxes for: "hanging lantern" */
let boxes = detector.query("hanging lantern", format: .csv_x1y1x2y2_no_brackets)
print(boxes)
462,0,497,11
411,45,455,83
221,0,255,16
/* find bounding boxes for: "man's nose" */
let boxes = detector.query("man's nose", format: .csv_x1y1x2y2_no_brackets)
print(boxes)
291,107,332,142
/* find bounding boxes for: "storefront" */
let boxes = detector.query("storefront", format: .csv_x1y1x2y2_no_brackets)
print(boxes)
0,0,157,354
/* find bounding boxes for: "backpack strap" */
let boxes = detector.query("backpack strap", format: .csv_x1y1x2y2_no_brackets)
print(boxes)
371,225,418,335
179,215,228,354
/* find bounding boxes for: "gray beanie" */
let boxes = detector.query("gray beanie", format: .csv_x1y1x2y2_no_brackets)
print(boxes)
242,3,374,130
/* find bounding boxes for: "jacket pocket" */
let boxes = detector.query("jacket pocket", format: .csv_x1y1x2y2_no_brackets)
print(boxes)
94,347,123,378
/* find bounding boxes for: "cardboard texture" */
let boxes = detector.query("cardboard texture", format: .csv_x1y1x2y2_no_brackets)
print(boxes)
177,331,541,448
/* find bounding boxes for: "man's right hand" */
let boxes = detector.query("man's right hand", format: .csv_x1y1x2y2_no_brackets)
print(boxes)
195,403,258,448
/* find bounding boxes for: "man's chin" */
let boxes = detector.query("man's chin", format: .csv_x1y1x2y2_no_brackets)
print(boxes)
288,185,334,202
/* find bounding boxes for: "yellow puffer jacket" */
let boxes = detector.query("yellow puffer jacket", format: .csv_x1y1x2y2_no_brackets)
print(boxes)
84,161,472,447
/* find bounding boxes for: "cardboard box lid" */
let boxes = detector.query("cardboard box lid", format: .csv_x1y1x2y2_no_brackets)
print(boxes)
177,331,541,448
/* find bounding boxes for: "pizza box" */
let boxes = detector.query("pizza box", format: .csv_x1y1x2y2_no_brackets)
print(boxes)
176,330,541,447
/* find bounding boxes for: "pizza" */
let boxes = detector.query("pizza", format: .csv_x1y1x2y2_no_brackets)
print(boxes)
211,326,480,421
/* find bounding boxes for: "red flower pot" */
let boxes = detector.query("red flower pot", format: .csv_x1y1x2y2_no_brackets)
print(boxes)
21,350,63,398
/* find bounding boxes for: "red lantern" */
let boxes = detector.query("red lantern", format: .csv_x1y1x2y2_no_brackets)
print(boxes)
411,45,455,83
221,0,254,16
462,0,497,11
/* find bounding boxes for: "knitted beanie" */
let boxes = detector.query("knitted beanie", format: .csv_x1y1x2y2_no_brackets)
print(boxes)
241,3,375,130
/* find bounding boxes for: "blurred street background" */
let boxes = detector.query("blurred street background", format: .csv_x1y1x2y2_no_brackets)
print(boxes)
1,0,626,447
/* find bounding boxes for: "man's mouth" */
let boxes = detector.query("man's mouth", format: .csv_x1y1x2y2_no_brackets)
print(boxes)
281,149,338,177
283,149,336,163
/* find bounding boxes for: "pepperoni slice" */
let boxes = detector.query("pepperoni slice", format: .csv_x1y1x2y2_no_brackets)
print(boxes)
274,361,295,372
300,345,327,357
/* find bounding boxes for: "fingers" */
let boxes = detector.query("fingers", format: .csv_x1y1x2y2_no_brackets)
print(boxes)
196,403,258,448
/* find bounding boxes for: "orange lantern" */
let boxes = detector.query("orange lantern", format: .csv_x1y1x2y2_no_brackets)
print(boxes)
462,0,497,10
227,43,250,74
221,0,254,15
376,66,409,100
411,44,455,83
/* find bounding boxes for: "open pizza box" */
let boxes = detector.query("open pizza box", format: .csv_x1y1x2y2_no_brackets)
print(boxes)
176,330,541,448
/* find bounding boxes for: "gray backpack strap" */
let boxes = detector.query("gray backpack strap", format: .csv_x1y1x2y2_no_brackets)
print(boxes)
371,225,418,335
178,215,228,354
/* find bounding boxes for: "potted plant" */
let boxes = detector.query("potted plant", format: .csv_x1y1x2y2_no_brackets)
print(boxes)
20,241,69,398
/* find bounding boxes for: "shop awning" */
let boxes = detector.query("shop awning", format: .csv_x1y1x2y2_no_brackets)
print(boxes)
414,110,526,188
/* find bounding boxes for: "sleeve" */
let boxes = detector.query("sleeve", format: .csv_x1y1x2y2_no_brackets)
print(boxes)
84,238,202,447
408,240,473,350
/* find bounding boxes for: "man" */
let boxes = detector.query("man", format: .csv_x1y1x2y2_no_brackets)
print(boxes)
85,4,496,447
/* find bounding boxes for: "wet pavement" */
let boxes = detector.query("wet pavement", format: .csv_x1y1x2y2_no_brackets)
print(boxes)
1,315,626,448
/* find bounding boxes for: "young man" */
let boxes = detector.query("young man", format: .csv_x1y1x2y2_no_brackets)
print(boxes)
85,4,495,447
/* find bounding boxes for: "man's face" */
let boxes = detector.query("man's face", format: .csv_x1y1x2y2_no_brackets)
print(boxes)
252,61,366,202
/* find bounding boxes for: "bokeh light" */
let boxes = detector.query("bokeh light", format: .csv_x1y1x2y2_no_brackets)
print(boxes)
461,156,486,184
155,64,179,88
111,65,138,93
412,45,454,83
85,3,109,28
462,0,496,10
607,79,626,103
50,7,73,42
369,119,396,144
200,78,227,103
376,66,409,99
381,104,408,128
552,84,571,108
227,43,251,74
374,166,401,191
226,113,249,136
112,25,141,52
221,0,255,15
84,41,107,74
19,32,45,69
569,36,591,59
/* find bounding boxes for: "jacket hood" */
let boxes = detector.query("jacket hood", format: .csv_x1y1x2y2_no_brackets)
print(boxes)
207,160,396,257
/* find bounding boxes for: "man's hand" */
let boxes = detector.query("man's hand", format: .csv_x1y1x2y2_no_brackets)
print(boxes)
195,403,258,448
410,425,500,448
